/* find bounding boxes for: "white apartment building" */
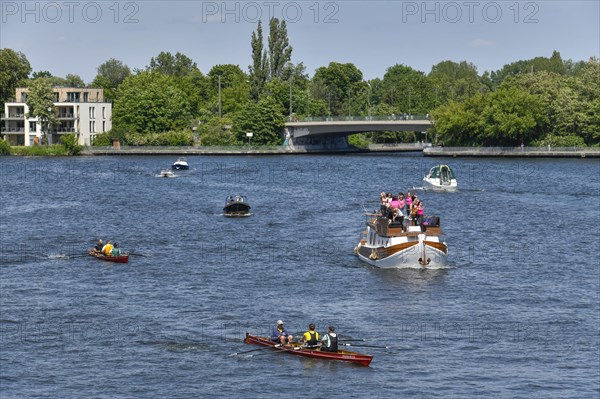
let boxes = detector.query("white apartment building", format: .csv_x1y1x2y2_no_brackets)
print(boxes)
1,87,112,146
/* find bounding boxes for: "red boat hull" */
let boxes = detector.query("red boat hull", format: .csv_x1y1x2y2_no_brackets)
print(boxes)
244,333,373,366
90,252,129,263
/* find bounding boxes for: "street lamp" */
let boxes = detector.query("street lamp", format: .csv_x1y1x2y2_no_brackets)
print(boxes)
365,80,372,120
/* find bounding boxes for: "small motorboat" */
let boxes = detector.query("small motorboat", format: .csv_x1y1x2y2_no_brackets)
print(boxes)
423,165,457,191
89,251,129,263
355,212,447,268
244,333,373,366
223,195,251,217
159,169,175,178
172,157,189,170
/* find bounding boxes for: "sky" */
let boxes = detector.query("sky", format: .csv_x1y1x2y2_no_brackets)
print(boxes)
1,0,599,83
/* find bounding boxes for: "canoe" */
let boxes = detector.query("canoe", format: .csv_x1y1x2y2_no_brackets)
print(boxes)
244,333,373,366
89,252,129,263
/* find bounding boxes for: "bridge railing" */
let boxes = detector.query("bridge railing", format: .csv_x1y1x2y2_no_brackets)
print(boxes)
292,115,430,122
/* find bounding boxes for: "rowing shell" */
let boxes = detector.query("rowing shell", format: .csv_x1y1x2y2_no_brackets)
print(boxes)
244,333,373,366
89,252,129,263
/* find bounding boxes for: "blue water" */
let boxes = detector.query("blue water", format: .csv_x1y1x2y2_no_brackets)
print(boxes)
1,155,599,398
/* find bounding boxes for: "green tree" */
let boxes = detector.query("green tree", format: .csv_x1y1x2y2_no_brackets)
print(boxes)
430,94,488,145
480,85,545,145
378,64,433,115
25,79,58,142
429,60,483,104
92,58,131,101
112,72,193,133
148,51,198,77
207,64,250,115
233,97,285,145
32,71,52,79
249,20,269,100
197,117,238,145
268,18,292,79
312,62,365,116
0,49,31,108
65,73,85,87
489,50,567,87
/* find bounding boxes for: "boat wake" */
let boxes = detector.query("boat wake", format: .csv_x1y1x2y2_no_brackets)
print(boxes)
221,213,253,217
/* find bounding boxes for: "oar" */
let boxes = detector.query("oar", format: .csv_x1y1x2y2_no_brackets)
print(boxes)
247,345,303,357
227,344,281,357
339,343,390,349
339,339,367,342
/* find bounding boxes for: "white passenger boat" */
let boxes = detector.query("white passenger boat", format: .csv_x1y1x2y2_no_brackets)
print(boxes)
423,165,457,191
355,213,448,268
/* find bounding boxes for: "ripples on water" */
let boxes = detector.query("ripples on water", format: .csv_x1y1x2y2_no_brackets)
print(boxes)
1,155,598,398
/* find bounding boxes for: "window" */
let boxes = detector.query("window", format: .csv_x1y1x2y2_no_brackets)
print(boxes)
29,121,37,132
89,107,95,119
102,107,106,119
102,121,106,132
89,121,96,133
83,92,89,102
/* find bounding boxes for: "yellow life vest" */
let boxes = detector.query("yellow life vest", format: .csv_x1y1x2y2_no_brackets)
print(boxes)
103,244,113,255
303,330,319,345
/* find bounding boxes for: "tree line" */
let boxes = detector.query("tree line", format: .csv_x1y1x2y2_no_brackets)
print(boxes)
1,21,598,147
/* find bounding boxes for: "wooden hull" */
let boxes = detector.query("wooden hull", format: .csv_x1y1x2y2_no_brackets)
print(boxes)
90,252,129,263
244,333,373,366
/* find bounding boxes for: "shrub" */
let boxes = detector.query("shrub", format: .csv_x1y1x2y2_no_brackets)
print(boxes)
531,135,586,147
60,133,82,155
0,140,10,155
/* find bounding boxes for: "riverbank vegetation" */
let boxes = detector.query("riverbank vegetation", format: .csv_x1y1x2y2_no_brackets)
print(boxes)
1,26,598,148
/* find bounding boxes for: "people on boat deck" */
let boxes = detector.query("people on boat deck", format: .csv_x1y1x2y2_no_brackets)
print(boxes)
92,239,103,254
320,326,338,352
379,192,387,215
271,320,293,345
301,323,320,347
101,240,113,256
111,242,121,256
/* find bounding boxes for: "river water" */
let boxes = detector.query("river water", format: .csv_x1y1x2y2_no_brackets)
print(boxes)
0,154,598,398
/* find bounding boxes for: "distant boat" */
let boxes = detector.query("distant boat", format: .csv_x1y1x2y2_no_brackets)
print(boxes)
223,195,251,217
423,165,458,191
159,169,175,178
244,333,373,366
172,157,189,170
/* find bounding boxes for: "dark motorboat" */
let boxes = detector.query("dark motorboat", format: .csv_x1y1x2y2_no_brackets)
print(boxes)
172,157,189,170
223,195,251,217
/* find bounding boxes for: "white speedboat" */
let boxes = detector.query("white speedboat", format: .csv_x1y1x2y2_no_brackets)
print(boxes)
172,157,189,170
159,169,175,178
355,213,447,268
423,165,457,191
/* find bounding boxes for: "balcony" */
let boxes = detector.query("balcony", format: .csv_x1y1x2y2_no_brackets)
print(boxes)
1,113,25,119
1,127,25,133
57,113,77,119
52,128,77,133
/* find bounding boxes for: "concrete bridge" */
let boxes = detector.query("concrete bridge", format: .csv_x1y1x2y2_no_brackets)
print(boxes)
283,116,433,150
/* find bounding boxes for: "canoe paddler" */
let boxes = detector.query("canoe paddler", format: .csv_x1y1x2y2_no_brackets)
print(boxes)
271,320,293,345
301,323,319,347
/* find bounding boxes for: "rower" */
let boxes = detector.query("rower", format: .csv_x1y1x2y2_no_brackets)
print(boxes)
301,323,319,348
92,239,103,254
270,320,293,345
320,326,338,352
101,240,113,256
